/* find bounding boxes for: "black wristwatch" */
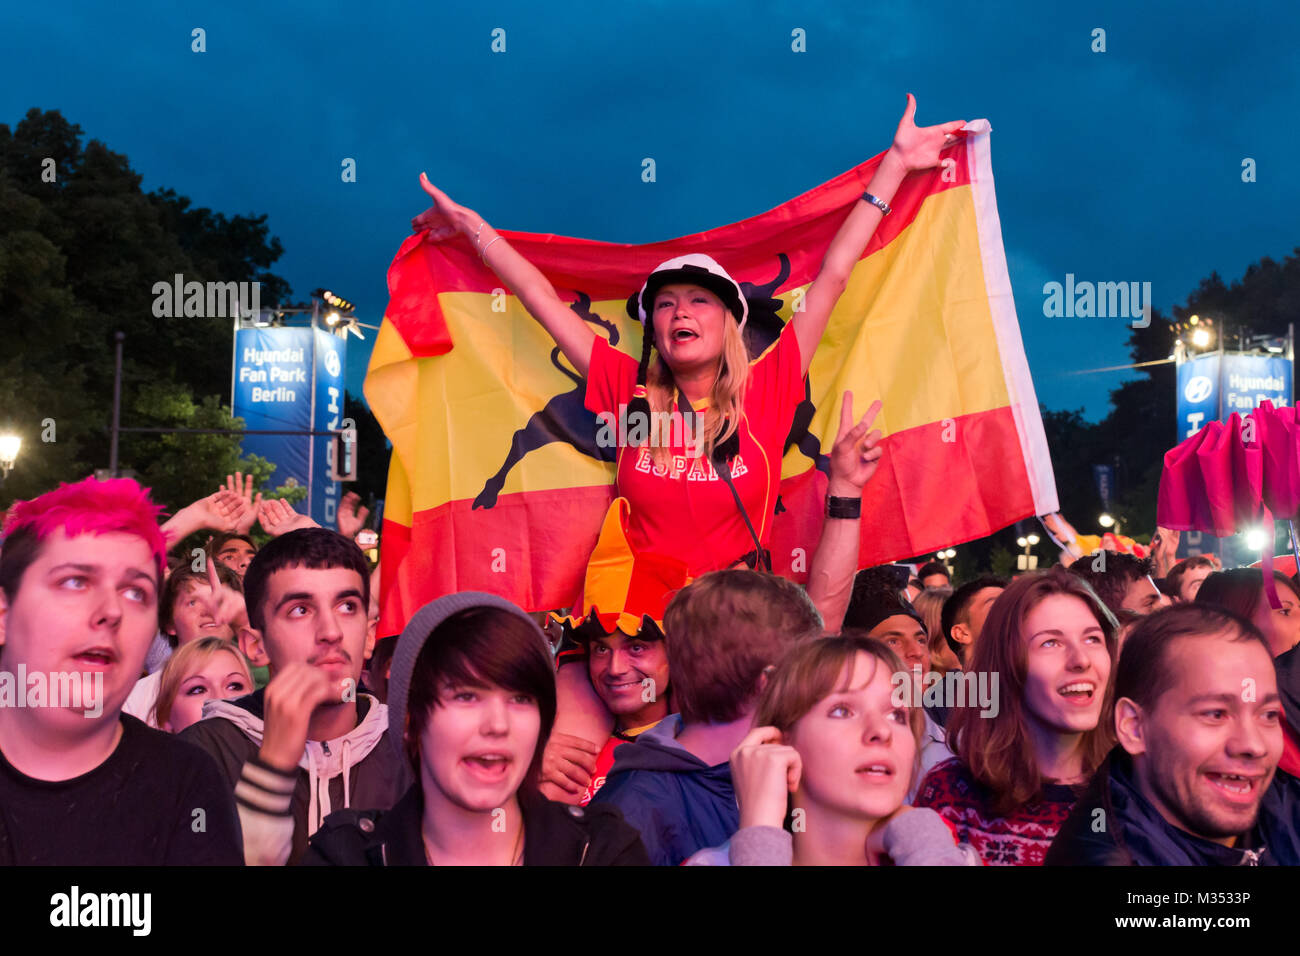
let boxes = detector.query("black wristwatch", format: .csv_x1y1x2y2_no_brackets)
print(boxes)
826,495,862,519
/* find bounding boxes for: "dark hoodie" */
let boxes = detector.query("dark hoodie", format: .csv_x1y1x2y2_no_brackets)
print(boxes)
1277,645,1300,718
591,714,738,866
180,688,410,865
1276,645,1300,739
301,783,648,866
1046,748,1300,866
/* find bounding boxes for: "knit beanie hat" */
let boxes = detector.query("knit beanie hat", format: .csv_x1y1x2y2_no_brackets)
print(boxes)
843,569,927,635
386,591,547,759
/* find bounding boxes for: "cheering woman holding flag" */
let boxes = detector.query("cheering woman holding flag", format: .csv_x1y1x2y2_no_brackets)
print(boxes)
413,94,964,577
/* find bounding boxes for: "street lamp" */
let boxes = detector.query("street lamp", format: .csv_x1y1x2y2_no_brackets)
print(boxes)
0,433,20,481
1099,513,1123,535
1176,314,1216,355
1016,534,1039,571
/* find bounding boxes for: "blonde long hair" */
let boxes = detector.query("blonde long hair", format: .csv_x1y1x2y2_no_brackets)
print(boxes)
644,316,750,468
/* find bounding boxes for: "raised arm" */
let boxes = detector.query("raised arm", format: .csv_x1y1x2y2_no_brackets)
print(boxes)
416,175,596,377
794,95,967,376
805,391,883,633
160,488,250,551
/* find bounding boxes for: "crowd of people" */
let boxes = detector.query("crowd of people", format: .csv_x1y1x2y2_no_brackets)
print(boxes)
2,466,1298,867
3,94,1297,868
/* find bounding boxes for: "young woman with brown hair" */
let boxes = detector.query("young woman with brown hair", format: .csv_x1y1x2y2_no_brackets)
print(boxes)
914,568,1118,865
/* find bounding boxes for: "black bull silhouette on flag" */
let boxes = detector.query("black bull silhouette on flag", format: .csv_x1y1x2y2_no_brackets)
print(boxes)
471,253,829,513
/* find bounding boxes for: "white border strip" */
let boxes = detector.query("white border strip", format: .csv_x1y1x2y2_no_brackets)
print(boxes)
965,120,1060,516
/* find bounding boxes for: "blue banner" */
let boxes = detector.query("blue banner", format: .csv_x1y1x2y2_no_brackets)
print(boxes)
1221,353,1291,414
1172,351,1290,562
1092,464,1114,510
1176,352,1292,441
232,327,313,490
311,328,347,527
1176,354,1220,441
1175,528,1222,562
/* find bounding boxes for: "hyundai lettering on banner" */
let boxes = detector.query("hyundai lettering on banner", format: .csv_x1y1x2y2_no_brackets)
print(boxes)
232,327,313,489
1176,354,1220,440
311,328,347,528
1221,353,1291,414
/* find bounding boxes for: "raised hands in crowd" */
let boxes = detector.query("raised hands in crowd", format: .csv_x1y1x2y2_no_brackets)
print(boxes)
336,490,370,540
257,495,321,537
158,472,321,548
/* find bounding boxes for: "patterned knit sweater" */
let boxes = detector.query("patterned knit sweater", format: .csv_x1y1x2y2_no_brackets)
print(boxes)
915,758,1080,866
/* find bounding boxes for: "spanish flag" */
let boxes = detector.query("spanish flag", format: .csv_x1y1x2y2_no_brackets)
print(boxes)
366,120,1057,636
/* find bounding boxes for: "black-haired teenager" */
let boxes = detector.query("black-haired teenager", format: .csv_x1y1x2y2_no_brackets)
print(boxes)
181,528,410,865
302,592,649,865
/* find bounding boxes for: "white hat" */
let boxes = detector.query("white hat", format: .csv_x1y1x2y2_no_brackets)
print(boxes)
635,253,748,332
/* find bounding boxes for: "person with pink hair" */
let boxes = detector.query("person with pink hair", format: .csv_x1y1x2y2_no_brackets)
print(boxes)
0,476,242,864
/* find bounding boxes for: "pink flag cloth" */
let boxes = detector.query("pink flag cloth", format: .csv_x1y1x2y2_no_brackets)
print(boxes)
1158,400,1300,608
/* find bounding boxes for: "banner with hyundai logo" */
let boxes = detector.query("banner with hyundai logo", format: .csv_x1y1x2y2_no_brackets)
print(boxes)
232,325,347,527
1173,351,1291,562
1176,353,1292,441
311,327,347,528
233,327,314,491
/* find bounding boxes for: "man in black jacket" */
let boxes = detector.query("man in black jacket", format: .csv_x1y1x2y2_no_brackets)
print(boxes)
302,786,645,865
1048,604,1300,865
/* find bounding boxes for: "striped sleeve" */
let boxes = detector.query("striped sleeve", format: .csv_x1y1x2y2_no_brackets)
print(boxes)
234,757,297,866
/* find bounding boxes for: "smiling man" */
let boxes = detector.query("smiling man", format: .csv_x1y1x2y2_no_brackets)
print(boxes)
180,528,409,865
539,511,683,807
0,477,241,865
571,624,672,804
1047,604,1300,865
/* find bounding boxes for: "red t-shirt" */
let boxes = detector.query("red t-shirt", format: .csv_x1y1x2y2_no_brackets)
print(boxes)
578,719,662,807
584,323,804,576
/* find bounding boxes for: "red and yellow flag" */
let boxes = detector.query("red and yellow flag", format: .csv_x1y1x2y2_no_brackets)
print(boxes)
366,121,1058,636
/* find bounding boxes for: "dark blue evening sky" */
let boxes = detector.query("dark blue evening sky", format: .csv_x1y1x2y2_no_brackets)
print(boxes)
4,0,1296,420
